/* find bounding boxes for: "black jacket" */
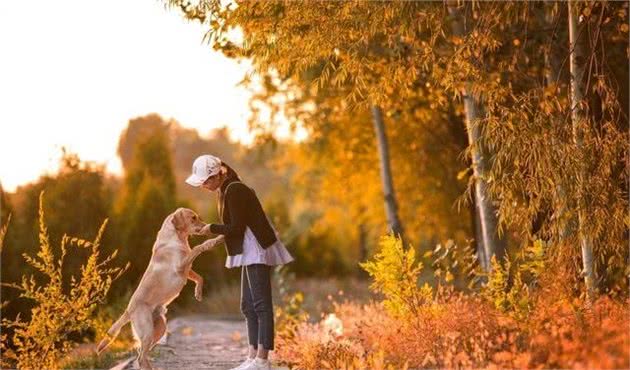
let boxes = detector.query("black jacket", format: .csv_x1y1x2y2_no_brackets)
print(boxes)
209,178,278,256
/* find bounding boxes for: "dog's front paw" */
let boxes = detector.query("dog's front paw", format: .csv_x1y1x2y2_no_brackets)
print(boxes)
212,235,225,245
203,235,224,249
195,287,203,301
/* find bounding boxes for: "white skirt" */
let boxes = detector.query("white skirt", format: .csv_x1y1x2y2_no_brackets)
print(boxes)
225,226,294,268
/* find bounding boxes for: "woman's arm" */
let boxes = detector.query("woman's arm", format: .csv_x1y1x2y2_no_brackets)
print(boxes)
208,183,250,236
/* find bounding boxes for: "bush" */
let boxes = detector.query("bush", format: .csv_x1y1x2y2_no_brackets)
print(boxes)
523,295,630,369
359,235,430,317
275,295,520,369
274,235,630,369
276,289,630,369
0,193,127,370
481,240,545,320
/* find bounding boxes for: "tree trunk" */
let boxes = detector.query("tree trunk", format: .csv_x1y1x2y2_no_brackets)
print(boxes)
543,3,574,243
358,223,368,261
469,188,488,271
446,102,486,269
568,0,596,299
371,105,405,245
357,222,368,276
447,2,505,271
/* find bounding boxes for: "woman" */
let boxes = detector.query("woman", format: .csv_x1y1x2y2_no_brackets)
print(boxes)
185,154,293,370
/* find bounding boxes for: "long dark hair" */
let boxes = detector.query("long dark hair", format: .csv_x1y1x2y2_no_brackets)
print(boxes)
217,162,240,218
221,162,240,183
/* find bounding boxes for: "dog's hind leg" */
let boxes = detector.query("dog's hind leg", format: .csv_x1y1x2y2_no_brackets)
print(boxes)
149,306,167,351
130,305,155,370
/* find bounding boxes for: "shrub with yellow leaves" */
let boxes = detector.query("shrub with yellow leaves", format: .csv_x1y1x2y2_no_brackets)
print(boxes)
0,193,127,370
359,235,430,317
481,240,546,320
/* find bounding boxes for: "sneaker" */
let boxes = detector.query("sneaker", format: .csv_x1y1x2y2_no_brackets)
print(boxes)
229,358,255,370
243,358,271,370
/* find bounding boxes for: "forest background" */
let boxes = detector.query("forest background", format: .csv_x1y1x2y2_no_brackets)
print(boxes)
1,1,628,369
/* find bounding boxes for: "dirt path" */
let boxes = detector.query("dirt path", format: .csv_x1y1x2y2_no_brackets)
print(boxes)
111,316,285,370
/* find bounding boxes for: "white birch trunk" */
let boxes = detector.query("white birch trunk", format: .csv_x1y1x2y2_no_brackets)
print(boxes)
568,0,596,299
448,1,504,271
371,105,405,244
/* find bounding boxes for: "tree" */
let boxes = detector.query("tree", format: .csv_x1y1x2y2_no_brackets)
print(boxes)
117,113,284,218
166,0,628,292
177,1,469,242
0,182,13,252
371,105,405,243
568,0,594,298
115,129,177,287
3,150,114,280
1,150,115,333
446,1,505,270
543,3,572,242
477,1,628,296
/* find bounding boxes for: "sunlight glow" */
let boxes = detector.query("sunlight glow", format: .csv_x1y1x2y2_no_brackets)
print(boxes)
0,0,264,192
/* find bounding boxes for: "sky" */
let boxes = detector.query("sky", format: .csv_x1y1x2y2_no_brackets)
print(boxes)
0,0,261,192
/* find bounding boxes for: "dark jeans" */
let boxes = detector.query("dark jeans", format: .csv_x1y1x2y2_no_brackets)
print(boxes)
241,264,274,350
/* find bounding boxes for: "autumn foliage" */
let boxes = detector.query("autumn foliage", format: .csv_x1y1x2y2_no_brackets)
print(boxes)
275,236,629,369
0,194,127,370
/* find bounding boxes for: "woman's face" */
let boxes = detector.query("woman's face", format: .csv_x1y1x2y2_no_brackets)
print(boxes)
201,173,223,191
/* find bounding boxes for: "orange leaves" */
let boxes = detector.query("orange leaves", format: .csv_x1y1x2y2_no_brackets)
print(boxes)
523,295,630,369
275,283,630,369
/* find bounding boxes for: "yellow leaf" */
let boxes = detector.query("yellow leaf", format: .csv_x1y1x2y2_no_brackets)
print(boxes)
181,326,193,336
457,168,470,180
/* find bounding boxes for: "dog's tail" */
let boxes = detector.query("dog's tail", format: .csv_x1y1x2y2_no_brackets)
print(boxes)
96,310,130,355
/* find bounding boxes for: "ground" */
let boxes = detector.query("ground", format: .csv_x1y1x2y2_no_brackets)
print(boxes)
110,316,285,370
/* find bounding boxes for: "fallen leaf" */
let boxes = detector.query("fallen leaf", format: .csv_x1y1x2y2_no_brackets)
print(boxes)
181,326,193,336
231,331,242,341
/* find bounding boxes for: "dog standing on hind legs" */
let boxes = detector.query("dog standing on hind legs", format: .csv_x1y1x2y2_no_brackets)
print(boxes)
96,208,223,369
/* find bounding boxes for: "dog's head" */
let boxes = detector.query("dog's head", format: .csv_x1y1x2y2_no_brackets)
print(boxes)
171,208,207,236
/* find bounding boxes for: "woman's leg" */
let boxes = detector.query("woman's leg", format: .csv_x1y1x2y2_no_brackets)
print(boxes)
241,265,258,358
244,264,274,358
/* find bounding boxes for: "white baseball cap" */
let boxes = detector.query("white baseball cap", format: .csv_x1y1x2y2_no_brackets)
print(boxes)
185,154,222,187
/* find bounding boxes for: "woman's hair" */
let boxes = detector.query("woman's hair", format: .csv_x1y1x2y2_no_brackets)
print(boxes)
220,162,240,184
217,162,240,210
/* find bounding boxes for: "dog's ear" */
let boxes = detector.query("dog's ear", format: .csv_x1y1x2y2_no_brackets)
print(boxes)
172,209,187,231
